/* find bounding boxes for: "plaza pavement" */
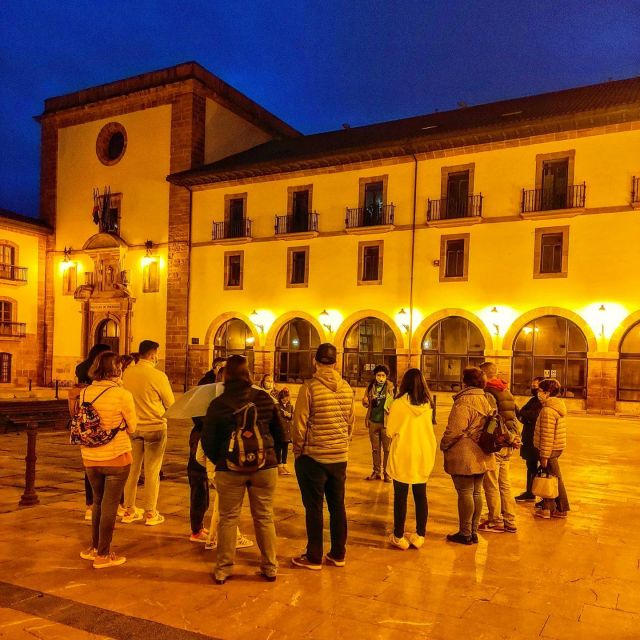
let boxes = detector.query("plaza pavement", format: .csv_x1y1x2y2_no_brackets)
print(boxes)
0,408,639,639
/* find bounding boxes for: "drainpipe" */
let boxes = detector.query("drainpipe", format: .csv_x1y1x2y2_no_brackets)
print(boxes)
183,189,193,392
408,153,419,367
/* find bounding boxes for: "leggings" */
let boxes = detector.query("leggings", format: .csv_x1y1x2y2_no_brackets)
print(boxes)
276,442,289,465
393,480,428,538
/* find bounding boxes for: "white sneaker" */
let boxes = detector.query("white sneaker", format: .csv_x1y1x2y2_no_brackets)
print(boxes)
84,508,93,521
389,533,410,550
121,507,144,524
117,505,126,518
408,533,425,549
204,538,216,550
236,534,254,549
144,512,165,526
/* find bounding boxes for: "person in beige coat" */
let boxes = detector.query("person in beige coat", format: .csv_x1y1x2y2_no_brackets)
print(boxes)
440,367,496,545
533,378,570,519
386,369,436,551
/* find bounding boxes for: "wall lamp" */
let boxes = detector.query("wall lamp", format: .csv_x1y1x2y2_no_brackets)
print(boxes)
491,306,500,337
63,246,72,262
250,310,264,333
145,240,154,255
319,309,333,334
398,308,410,333
598,304,606,338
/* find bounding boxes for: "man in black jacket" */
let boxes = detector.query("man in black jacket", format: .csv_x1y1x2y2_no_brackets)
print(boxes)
515,377,544,502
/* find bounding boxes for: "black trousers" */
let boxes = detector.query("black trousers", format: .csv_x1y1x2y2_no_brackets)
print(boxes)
525,457,538,494
276,442,289,465
393,480,428,538
188,468,209,535
295,455,347,564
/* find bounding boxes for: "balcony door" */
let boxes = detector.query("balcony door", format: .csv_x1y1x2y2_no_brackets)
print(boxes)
292,190,309,232
541,160,568,210
363,182,384,225
226,198,245,238
446,171,469,218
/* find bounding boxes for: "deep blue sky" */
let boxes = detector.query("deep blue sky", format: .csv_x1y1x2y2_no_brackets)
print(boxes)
1,0,639,217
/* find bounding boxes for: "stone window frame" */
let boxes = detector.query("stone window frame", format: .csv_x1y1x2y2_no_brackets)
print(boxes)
224,192,248,219
440,163,475,199
96,122,128,166
223,250,244,290
358,175,388,209
439,233,470,282
533,226,569,279
358,240,384,286
287,245,310,288
534,149,576,190
287,185,313,215
0,240,18,267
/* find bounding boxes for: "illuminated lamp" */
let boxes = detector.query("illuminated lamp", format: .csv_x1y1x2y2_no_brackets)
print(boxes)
490,306,500,337
59,246,74,273
141,240,157,267
397,308,410,333
598,304,606,338
250,310,264,334
319,309,333,334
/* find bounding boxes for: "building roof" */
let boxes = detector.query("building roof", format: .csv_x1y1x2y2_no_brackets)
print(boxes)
168,75,640,187
0,208,52,233
39,61,300,139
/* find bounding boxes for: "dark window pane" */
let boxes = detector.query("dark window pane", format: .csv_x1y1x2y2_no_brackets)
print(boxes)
227,255,241,287
0,352,11,383
445,239,465,277
362,246,380,281
343,317,397,386
619,359,640,401
540,233,563,273
275,319,320,382
621,323,640,354
532,316,567,356
446,171,470,218
567,322,588,353
291,251,306,284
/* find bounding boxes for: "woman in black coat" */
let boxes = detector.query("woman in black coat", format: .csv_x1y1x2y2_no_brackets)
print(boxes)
515,376,544,501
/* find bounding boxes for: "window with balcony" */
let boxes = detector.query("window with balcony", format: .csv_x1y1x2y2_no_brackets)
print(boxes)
224,251,243,289
346,176,393,228
213,194,251,240
440,234,469,281
0,242,27,282
0,299,25,338
287,246,309,287
358,241,383,285
427,164,481,221
276,186,319,234
534,226,568,278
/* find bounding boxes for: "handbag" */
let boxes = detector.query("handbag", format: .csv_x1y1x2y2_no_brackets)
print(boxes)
532,466,559,499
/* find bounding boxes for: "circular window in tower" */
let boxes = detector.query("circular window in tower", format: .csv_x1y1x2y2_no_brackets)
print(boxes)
96,122,127,165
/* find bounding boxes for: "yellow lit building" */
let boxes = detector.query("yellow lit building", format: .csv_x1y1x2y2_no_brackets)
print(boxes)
34,62,640,414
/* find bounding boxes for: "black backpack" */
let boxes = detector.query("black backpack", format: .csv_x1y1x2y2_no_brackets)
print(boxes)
225,391,266,473
478,411,510,454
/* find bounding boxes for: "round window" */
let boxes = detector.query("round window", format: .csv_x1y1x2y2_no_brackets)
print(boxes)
96,123,127,165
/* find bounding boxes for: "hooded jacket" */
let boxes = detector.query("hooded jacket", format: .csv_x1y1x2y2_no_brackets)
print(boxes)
517,393,543,460
386,394,437,484
484,378,521,459
440,387,496,476
292,366,355,464
533,396,567,459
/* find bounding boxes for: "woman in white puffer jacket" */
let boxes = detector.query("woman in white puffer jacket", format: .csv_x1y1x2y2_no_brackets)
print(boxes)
386,369,436,550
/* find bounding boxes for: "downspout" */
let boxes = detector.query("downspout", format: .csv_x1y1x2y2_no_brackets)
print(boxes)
408,153,419,366
183,188,193,391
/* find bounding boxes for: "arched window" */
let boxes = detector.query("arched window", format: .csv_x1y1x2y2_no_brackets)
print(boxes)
619,322,640,402
421,317,485,392
0,352,11,383
95,319,120,353
275,318,320,383
213,319,255,372
512,315,588,397
343,317,397,387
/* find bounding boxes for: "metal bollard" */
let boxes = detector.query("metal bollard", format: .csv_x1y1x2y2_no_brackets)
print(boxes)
432,395,437,425
19,422,40,507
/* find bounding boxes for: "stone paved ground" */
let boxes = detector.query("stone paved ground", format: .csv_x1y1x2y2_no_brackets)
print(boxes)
0,410,639,639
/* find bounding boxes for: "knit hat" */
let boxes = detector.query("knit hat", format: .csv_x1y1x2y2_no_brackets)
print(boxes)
315,343,337,365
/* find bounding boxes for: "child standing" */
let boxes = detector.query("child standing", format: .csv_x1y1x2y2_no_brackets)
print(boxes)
276,388,294,475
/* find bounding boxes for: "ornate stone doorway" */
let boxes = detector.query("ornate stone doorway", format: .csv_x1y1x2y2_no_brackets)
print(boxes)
95,318,120,353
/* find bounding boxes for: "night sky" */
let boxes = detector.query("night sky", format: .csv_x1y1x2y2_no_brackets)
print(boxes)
1,0,639,217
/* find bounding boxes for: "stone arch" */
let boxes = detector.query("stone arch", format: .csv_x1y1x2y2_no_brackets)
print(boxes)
502,306,598,353
411,308,493,354
204,311,260,348
265,310,327,350
609,309,640,352
334,309,405,352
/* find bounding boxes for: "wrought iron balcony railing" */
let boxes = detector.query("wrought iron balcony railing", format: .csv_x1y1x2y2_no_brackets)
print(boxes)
345,204,394,229
426,194,483,221
521,183,586,213
0,264,27,282
0,322,26,338
275,212,319,235
632,176,640,204
212,219,252,240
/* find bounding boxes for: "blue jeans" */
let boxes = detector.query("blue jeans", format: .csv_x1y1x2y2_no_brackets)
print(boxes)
124,429,167,514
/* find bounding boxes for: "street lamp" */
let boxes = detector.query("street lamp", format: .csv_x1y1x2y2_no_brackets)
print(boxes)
250,310,264,334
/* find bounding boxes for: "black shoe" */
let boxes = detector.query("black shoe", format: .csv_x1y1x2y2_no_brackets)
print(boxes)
258,572,277,582
383,474,392,483
446,532,473,545
365,472,381,481
214,576,227,585
471,533,479,544
515,492,536,502
535,500,544,509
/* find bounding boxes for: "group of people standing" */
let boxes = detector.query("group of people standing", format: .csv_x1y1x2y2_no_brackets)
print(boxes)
71,338,570,581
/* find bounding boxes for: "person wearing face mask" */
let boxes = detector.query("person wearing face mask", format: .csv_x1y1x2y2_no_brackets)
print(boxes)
515,376,544,502
260,373,279,402
121,340,175,526
362,365,395,482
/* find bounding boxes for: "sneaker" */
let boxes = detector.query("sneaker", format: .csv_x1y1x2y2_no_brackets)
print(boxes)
213,575,229,585
365,472,381,481
80,547,97,561
551,510,568,519
190,530,208,542
258,571,277,582
116,505,126,518
236,534,254,549
205,538,216,550
478,521,505,533
291,555,322,570
503,523,518,533
277,465,286,475
470,533,479,544
281,465,292,476
121,507,144,524
93,553,126,569
325,554,346,567
515,492,536,502
145,513,165,526
408,533,425,549
446,532,473,545
534,508,551,519
535,500,544,509
388,533,410,550
84,508,93,521
383,473,392,484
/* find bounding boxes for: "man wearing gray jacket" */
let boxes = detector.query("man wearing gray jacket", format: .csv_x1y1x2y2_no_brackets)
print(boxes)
291,343,355,570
